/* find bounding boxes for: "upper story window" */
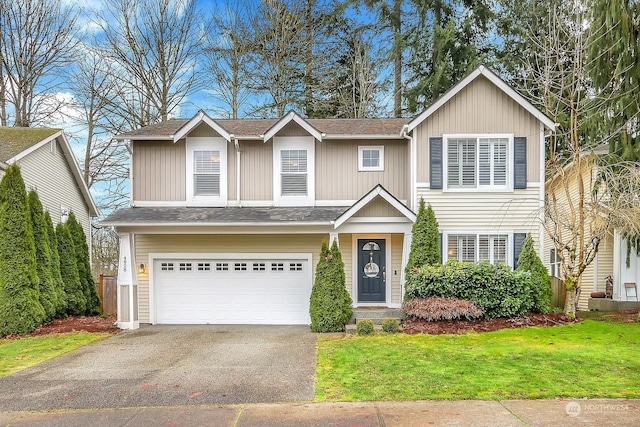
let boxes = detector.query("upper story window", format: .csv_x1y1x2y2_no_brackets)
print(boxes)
194,150,221,196
273,136,315,206
358,146,384,171
447,234,508,265
281,149,307,195
186,137,227,206
549,248,561,278
444,135,511,191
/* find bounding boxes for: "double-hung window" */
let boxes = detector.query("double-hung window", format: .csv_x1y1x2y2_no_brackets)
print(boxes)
281,149,308,196
193,150,221,196
446,136,509,190
549,248,561,278
447,234,508,264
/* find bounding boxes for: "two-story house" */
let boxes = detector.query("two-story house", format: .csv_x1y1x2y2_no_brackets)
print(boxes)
103,65,555,329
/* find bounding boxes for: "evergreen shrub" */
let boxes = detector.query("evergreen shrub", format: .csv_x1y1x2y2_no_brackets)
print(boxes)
381,318,400,333
404,260,534,318
516,235,553,313
356,319,374,335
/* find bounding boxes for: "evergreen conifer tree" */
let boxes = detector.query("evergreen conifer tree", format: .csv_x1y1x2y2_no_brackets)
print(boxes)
57,223,86,315
406,199,440,274
44,211,67,316
0,164,45,335
66,212,100,314
516,234,553,313
309,241,353,332
27,190,57,321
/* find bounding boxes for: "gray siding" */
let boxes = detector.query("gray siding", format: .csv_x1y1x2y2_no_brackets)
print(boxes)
316,139,408,201
13,139,91,245
132,140,186,201
415,75,542,184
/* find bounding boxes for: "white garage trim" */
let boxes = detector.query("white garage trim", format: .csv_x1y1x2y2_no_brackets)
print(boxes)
148,252,313,324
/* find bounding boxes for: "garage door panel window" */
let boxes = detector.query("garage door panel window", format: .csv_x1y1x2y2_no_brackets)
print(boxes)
179,262,193,271
197,262,211,271
290,262,303,271
234,262,247,271
161,262,174,271
253,262,266,271
216,262,229,271
272,262,284,271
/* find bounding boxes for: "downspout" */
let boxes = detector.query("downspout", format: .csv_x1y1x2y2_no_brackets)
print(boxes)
235,137,241,206
125,139,134,207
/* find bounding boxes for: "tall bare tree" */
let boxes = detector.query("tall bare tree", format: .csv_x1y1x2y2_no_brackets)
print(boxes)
524,4,640,316
249,0,307,117
95,0,205,126
204,1,256,119
0,0,80,127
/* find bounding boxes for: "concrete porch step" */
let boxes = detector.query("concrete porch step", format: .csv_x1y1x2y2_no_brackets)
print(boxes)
351,307,403,324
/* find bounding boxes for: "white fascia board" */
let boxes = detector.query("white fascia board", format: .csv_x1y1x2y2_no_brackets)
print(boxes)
262,111,323,142
334,185,416,229
322,135,405,140
10,131,100,217
407,65,556,132
113,136,173,141
173,110,231,142
101,221,334,228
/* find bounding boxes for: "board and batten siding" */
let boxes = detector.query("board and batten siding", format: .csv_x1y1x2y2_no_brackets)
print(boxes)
133,140,186,201
415,75,542,184
134,233,326,323
316,139,408,201
239,140,273,201
354,195,404,218
9,139,91,245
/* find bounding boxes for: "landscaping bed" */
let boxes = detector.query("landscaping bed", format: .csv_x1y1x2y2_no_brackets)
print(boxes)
3,315,120,340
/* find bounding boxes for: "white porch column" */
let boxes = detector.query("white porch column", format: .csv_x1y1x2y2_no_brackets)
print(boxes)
400,232,413,302
613,229,622,301
117,232,139,329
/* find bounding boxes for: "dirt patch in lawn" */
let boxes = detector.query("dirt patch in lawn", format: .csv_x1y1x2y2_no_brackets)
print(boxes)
30,315,121,336
401,313,580,335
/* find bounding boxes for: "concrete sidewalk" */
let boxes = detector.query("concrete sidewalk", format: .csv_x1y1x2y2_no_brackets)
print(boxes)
1,399,638,427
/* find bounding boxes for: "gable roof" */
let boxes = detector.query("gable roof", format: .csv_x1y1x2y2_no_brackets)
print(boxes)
172,110,231,142
0,127,61,161
0,127,99,217
262,111,323,142
115,116,409,141
407,65,557,132
334,184,416,229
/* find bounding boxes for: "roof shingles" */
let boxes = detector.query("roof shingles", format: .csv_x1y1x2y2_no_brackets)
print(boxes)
0,127,60,161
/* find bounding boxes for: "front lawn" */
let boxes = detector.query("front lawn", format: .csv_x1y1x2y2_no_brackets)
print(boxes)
0,332,111,377
316,320,640,401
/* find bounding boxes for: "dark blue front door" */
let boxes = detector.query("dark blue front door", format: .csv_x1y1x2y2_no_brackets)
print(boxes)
357,239,386,302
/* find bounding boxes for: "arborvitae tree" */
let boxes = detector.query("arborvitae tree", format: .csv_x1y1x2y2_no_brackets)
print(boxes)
56,223,86,315
0,164,45,336
44,211,67,316
406,199,440,274
27,190,57,321
66,212,100,315
309,240,353,332
516,234,553,313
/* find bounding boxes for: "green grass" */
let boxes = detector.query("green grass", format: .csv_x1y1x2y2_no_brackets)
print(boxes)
0,332,111,377
316,320,640,401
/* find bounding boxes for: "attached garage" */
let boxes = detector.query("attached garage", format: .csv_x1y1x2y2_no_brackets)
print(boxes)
151,254,312,325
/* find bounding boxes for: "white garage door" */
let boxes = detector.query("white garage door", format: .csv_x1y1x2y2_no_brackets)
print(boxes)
153,256,312,324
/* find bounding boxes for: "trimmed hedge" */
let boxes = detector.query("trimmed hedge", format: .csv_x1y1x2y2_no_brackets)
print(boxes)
404,260,534,318
44,211,67,317
356,319,374,335
57,223,86,316
66,212,100,315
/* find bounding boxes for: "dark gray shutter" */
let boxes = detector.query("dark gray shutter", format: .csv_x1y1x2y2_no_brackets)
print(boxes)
513,233,527,268
430,137,443,189
439,233,443,264
514,137,527,189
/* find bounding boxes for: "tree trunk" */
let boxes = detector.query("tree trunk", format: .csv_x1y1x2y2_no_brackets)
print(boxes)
392,0,402,118
563,276,579,317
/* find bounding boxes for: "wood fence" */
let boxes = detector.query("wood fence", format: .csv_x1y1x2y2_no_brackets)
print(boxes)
551,277,566,308
98,275,117,316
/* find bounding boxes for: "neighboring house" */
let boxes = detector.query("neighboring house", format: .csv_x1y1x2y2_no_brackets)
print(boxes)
0,127,98,247
102,65,555,329
544,153,638,310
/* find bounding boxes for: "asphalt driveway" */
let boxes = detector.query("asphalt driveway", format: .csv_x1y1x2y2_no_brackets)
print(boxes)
0,325,318,411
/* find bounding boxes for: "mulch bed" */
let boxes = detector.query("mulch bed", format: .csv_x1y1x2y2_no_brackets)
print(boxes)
29,315,121,336
401,313,579,335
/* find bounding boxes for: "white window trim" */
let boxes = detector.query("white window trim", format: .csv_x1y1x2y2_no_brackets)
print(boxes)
186,137,227,207
442,134,513,192
358,145,384,171
443,231,514,268
273,136,315,206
